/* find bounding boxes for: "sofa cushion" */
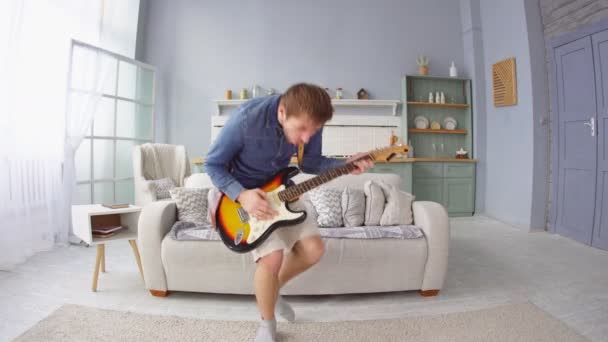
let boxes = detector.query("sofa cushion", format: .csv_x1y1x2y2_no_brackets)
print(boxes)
379,182,415,225
169,187,209,225
363,180,385,226
341,187,365,227
150,177,176,199
309,188,343,227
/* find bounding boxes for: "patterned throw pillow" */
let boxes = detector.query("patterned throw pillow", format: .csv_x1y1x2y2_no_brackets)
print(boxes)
169,187,209,225
363,180,386,226
309,188,344,228
378,181,415,225
150,177,176,199
341,187,365,227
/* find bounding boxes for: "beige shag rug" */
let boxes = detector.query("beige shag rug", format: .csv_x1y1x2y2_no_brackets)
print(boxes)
14,302,588,342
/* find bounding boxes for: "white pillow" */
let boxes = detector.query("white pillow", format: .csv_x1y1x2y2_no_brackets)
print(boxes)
169,187,209,225
309,188,343,228
341,187,365,227
363,180,386,226
378,182,415,225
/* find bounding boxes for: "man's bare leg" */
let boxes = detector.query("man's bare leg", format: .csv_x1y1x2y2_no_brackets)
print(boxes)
255,250,284,320
278,235,325,288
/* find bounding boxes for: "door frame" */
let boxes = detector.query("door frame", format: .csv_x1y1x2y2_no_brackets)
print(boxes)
547,18,608,233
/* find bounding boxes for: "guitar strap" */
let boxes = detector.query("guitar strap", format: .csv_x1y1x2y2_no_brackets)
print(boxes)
297,143,304,168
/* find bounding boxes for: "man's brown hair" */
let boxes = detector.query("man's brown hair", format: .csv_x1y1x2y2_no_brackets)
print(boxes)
280,83,334,124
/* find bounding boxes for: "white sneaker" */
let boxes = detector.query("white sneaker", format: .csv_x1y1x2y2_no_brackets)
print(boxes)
254,318,276,342
276,295,295,322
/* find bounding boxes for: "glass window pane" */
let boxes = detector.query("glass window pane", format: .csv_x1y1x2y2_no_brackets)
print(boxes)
118,61,137,99
93,139,114,180
115,179,134,204
75,139,91,181
135,104,153,140
73,183,92,205
94,182,114,204
100,54,118,96
116,140,135,179
71,46,117,95
93,98,115,137
137,67,154,105
116,100,135,138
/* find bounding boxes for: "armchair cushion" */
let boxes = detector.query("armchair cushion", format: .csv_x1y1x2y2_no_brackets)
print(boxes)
150,177,176,199
169,187,210,225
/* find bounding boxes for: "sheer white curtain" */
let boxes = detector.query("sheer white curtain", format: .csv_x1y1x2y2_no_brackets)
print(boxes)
0,0,140,270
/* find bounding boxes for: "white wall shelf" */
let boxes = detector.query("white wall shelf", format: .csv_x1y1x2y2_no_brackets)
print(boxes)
215,99,401,116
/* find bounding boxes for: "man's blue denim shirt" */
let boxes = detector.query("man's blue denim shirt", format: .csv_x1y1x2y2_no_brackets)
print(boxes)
205,95,344,201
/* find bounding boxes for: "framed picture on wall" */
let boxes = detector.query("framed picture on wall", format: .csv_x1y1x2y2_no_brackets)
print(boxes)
492,57,517,107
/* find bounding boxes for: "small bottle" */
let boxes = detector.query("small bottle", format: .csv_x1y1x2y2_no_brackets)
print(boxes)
435,92,440,104
440,92,445,104
224,89,232,100
408,139,414,158
240,88,248,100
335,87,343,99
252,84,260,98
428,92,434,103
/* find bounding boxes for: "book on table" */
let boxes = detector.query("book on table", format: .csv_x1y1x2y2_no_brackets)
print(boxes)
102,203,130,209
92,225,123,235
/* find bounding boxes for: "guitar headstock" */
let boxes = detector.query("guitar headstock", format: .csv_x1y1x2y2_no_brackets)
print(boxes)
370,144,409,162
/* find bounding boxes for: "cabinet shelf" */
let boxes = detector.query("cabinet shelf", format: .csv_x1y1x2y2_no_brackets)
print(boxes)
407,101,469,108
408,128,468,134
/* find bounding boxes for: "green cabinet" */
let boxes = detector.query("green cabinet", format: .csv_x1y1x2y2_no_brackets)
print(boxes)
413,162,475,216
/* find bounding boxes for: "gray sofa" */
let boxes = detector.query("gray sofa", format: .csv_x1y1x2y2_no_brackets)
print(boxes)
137,172,450,297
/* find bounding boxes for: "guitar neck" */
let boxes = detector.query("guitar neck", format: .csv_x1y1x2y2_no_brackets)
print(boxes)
278,154,373,202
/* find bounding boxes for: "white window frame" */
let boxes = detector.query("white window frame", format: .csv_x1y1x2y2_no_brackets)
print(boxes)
68,40,156,204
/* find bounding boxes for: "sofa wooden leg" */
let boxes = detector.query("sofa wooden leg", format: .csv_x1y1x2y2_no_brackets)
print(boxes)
149,290,169,297
419,289,440,297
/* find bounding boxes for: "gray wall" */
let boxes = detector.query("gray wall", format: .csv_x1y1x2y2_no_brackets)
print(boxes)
137,0,466,158
475,0,549,229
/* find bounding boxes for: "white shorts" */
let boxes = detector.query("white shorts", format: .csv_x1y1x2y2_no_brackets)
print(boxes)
251,199,319,262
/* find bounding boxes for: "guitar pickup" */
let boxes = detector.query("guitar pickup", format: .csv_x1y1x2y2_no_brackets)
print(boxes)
237,207,250,223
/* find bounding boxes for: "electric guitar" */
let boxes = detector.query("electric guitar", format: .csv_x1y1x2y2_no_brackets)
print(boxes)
216,144,409,253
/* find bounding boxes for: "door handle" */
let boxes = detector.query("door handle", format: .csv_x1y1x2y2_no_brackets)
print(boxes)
583,117,595,137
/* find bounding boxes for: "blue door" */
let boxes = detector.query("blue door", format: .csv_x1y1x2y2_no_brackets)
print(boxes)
554,36,598,246
592,29,608,250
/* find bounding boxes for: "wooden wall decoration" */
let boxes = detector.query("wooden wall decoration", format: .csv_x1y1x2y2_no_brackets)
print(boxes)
492,57,517,107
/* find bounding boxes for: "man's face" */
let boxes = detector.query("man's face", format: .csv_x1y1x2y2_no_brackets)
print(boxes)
279,108,322,145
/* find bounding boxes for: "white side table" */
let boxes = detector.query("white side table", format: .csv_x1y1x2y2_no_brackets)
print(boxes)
71,204,143,292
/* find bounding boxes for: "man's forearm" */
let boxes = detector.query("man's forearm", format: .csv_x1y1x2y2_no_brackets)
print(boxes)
205,163,245,201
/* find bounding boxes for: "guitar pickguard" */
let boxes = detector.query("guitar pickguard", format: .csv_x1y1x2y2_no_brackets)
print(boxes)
245,185,302,244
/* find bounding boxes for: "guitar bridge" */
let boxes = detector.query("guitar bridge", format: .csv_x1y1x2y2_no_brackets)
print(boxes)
237,207,250,223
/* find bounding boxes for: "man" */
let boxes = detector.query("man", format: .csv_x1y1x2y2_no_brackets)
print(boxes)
205,83,373,342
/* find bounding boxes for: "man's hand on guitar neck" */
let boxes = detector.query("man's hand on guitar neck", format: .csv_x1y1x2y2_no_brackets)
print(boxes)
347,152,374,175
237,188,279,221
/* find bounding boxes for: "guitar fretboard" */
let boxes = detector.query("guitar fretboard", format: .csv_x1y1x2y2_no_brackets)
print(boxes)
277,154,372,202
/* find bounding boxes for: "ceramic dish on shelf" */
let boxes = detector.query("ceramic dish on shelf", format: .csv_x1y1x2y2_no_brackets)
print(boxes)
443,116,457,130
414,116,429,129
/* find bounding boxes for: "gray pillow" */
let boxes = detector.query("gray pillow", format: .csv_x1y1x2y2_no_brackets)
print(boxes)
363,180,386,226
341,187,365,227
169,187,209,225
309,188,343,227
378,181,415,225
150,177,176,199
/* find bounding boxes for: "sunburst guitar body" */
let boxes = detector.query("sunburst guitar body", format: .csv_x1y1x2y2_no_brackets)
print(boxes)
216,167,305,253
